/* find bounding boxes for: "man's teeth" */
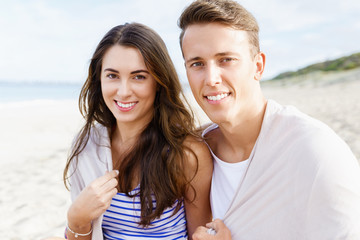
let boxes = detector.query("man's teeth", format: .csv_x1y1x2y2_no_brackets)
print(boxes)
117,102,136,108
206,93,229,101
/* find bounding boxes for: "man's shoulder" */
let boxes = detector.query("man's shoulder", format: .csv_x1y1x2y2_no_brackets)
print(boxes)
261,100,355,163
201,123,222,151
266,99,336,139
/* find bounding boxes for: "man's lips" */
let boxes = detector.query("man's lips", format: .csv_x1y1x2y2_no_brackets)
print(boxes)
205,92,230,101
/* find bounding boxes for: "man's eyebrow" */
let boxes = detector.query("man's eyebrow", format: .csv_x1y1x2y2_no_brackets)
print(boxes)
185,52,237,64
185,57,202,64
215,52,236,57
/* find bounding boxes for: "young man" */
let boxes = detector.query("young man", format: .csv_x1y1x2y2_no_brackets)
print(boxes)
179,0,360,239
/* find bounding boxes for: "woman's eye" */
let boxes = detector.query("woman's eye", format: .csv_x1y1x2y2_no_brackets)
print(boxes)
107,73,117,79
134,75,146,80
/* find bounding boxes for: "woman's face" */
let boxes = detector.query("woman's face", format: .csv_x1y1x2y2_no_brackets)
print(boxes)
101,45,157,127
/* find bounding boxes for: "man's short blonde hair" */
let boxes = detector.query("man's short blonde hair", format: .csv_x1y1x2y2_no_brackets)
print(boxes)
178,0,260,57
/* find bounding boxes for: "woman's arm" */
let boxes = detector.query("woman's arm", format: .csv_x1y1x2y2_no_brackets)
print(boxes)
183,136,213,239
66,170,119,240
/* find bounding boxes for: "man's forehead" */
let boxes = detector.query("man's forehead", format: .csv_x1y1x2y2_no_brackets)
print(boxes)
183,23,248,44
182,23,249,58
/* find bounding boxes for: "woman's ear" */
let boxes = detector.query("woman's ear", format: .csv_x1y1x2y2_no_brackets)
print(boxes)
254,52,266,81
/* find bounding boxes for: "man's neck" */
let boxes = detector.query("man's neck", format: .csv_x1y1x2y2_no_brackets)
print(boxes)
209,98,267,163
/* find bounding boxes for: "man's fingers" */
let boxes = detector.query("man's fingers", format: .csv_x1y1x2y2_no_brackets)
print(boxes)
205,221,215,230
192,226,213,240
206,219,224,232
205,219,232,239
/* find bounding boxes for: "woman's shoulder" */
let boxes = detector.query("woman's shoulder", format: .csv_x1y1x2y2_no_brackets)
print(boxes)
70,123,111,164
82,123,111,149
182,135,212,170
183,135,209,154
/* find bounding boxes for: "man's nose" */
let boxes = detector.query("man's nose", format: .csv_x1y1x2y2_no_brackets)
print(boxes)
204,64,222,86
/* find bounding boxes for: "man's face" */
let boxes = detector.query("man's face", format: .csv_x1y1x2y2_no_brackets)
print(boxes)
182,23,263,124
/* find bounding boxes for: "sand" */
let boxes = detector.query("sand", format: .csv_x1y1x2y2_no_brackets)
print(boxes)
0,100,82,239
0,75,359,239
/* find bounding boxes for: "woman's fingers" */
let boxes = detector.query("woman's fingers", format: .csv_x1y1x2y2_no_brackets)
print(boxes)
91,170,119,189
101,175,119,192
102,187,119,205
69,170,120,224
87,170,119,205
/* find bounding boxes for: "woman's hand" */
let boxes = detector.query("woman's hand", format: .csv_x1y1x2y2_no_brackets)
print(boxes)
67,170,119,231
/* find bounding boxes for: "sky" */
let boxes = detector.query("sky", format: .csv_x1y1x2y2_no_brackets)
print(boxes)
0,0,359,84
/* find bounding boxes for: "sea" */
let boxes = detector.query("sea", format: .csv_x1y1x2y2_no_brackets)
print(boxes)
0,81,193,109
0,81,82,104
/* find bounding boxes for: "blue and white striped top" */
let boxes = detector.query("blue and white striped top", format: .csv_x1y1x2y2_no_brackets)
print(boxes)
102,185,188,239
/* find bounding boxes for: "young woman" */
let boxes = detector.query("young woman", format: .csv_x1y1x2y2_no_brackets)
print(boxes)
63,23,212,239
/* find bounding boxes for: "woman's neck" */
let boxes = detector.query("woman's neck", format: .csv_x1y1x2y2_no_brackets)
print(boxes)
110,118,151,169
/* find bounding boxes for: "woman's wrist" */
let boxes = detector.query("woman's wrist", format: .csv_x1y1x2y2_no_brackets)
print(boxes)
66,221,92,238
67,205,92,232
67,221,92,234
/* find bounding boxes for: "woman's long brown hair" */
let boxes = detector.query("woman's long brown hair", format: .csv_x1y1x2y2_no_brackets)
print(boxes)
63,23,198,226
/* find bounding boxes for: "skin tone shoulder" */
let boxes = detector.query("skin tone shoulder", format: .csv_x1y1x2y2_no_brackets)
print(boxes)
182,135,213,237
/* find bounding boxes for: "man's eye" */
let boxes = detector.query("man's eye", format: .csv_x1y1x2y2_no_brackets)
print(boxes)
190,62,203,67
221,58,234,63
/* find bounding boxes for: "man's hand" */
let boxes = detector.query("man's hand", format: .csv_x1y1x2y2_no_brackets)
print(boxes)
192,219,232,240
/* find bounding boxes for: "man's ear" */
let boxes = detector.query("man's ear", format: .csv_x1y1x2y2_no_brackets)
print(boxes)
254,52,266,81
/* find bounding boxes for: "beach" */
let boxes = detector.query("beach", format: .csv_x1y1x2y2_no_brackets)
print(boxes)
0,100,82,239
0,75,359,239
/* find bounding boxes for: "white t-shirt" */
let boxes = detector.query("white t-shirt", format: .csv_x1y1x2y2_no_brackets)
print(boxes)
202,124,250,219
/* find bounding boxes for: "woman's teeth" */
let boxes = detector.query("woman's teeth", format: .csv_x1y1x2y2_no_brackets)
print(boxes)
116,102,136,108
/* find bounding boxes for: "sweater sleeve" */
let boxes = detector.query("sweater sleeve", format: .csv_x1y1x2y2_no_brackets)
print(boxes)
304,130,360,239
68,157,86,202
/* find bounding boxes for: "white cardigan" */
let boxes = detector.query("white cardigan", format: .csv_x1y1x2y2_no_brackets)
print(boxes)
68,124,112,239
